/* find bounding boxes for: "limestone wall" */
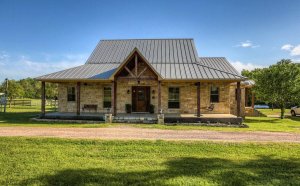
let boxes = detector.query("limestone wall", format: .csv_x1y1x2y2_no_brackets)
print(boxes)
161,82,236,114
116,79,158,113
57,81,245,116
58,82,111,113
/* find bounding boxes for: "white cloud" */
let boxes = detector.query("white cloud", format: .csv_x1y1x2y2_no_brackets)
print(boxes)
281,44,293,51
230,61,265,73
0,51,9,60
0,52,88,80
281,44,300,56
235,40,260,48
291,45,300,56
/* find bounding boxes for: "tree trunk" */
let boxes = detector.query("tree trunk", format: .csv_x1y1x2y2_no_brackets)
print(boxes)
280,106,285,119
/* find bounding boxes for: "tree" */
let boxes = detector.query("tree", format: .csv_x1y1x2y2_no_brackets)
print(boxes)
4,80,24,107
252,59,300,119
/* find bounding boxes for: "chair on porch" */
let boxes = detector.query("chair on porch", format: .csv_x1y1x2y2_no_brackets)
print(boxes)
206,103,215,111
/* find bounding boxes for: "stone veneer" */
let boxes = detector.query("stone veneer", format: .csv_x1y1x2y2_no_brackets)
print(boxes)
57,81,245,116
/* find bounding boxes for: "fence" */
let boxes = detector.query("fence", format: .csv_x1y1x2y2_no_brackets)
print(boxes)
9,100,32,106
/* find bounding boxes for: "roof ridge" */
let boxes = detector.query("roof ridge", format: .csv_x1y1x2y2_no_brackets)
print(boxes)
194,62,245,79
198,57,226,59
100,38,194,41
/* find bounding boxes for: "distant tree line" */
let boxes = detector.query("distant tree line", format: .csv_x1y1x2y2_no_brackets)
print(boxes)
0,78,57,101
242,59,300,119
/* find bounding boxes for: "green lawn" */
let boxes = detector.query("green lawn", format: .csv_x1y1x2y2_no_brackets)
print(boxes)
1,107,300,133
257,108,291,116
0,137,299,185
132,117,300,133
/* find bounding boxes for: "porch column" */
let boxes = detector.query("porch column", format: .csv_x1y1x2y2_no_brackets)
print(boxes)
76,82,80,116
236,82,241,117
196,82,201,117
158,81,161,113
41,81,46,118
112,80,117,116
245,88,248,106
251,91,255,109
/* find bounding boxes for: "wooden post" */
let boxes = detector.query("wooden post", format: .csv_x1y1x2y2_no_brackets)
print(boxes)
135,53,138,76
251,91,255,109
76,82,80,116
196,82,201,117
41,81,46,118
112,80,117,116
245,88,248,107
237,82,241,117
158,81,161,113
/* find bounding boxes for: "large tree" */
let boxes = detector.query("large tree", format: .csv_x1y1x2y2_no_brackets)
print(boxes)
252,59,300,118
0,78,58,100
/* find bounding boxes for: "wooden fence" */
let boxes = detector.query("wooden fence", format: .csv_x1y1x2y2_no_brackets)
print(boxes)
10,100,32,106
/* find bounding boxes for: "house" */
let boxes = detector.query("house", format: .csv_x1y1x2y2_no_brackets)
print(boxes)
36,39,246,124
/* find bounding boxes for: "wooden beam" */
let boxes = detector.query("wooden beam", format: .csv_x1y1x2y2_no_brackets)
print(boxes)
138,67,148,77
124,66,136,77
237,82,241,117
135,53,138,76
76,82,80,116
158,81,161,113
112,80,117,116
196,82,201,117
245,88,248,107
41,81,46,118
117,76,157,80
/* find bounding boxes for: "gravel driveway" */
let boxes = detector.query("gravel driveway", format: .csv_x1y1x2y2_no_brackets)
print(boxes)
0,126,299,142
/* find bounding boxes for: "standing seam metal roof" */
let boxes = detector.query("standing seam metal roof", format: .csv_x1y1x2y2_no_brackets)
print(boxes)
86,39,199,64
36,39,245,81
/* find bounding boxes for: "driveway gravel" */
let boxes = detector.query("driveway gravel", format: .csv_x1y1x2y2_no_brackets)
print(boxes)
0,126,299,142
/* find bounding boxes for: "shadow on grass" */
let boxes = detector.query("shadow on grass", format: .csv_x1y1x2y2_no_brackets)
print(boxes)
244,118,282,124
289,116,300,122
20,156,300,186
0,110,54,125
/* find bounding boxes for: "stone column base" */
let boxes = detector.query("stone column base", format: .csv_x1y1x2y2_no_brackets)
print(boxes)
105,114,113,123
157,114,164,125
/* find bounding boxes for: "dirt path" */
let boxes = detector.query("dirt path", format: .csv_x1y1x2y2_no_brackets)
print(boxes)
0,126,299,142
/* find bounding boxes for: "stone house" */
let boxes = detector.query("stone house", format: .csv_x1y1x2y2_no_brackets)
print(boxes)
36,39,246,123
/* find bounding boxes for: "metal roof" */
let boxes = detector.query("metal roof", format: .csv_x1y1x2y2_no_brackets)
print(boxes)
36,64,118,80
86,39,199,64
151,63,242,80
36,39,245,81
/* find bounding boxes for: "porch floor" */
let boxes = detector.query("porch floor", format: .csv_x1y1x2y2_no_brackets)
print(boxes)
44,112,237,118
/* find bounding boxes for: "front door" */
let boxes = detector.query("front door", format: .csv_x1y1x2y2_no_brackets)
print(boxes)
132,86,150,112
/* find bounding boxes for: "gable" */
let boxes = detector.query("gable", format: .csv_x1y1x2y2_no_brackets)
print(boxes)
110,48,162,80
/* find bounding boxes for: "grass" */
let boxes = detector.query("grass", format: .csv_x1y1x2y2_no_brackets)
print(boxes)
1,107,300,133
0,137,299,185
257,108,291,116
0,105,110,128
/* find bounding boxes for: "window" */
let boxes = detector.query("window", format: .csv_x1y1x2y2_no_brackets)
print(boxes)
103,87,112,108
168,87,180,108
210,85,219,103
67,87,76,101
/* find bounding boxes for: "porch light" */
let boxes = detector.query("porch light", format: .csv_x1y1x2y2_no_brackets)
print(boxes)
127,90,130,94
152,90,155,94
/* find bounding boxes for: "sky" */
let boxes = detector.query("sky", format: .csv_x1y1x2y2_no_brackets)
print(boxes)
0,0,300,80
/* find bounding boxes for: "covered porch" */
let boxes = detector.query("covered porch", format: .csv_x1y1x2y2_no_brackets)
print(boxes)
37,50,244,124
42,112,242,124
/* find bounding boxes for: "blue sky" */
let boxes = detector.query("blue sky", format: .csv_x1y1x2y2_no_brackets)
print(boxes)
0,0,300,80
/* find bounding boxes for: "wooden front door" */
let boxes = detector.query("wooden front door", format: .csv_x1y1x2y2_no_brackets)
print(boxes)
132,86,150,112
